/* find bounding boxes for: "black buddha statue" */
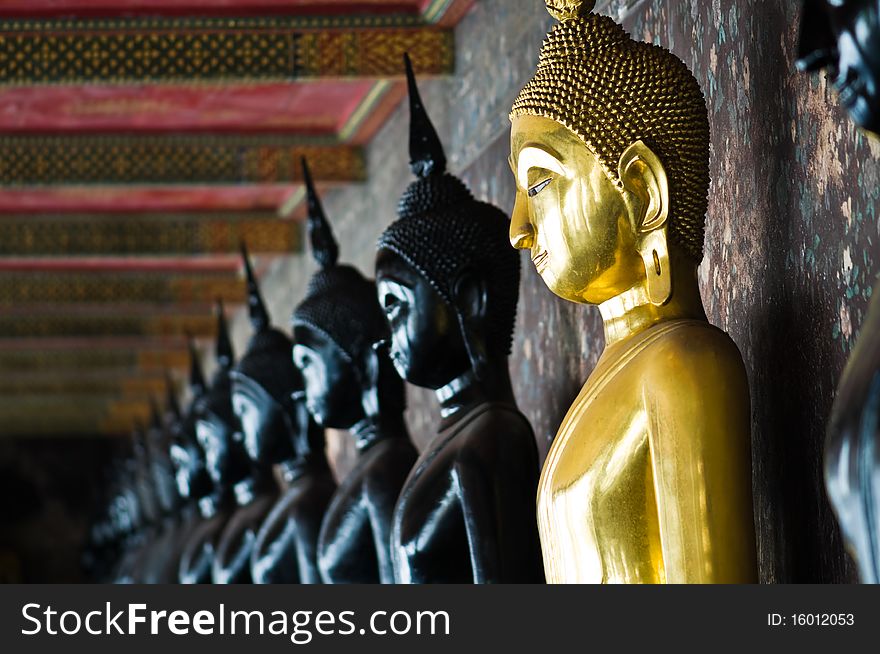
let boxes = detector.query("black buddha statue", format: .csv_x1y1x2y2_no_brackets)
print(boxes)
292,158,417,584
177,336,237,584
113,426,162,583
230,245,336,584
137,397,186,584
107,453,148,583
155,372,213,584
798,0,880,133
374,55,543,583
201,301,278,584
167,369,214,511
798,0,880,583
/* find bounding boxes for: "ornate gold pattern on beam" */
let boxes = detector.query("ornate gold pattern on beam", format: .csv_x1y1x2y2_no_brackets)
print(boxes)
0,137,364,185
0,273,245,305
0,374,167,397
0,216,301,256
0,19,454,85
0,313,215,339
0,348,188,372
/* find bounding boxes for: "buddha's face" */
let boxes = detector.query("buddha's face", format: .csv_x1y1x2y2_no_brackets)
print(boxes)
509,114,642,305
151,460,177,514
111,493,136,534
798,0,880,133
375,251,471,390
196,414,237,484
292,326,364,429
232,377,291,463
169,438,212,500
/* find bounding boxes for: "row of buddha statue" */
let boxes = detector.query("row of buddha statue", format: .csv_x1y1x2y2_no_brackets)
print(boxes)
85,0,880,584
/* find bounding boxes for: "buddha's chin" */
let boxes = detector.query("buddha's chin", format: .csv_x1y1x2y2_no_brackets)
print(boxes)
537,269,586,305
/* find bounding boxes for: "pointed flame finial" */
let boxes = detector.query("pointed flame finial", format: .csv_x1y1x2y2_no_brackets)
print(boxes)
240,241,271,333
215,299,234,371
404,52,447,178
164,370,181,420
302,157,339,270
545,0,595,21
187,334,207,398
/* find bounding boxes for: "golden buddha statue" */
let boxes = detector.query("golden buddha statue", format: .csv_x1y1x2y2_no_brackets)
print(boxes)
508,0,757,583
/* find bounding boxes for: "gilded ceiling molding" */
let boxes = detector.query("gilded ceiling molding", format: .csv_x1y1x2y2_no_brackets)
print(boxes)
0,372,167,397
0,216,301,256
0,313,216,339
0,348,188,372
0,273,246,305
0,20,454,84
0,137,364,185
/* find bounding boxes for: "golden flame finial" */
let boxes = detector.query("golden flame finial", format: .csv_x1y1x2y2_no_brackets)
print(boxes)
545,0,595,21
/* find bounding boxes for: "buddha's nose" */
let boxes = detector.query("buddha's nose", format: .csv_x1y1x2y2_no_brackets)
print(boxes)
509,194,535,250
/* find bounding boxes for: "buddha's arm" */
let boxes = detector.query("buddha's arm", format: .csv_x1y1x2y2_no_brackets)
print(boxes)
367,492,397,585
453,459,501,583
252,520,301,584
179,522,218,584
215,524,257,584
292,518,323,584
646,336,757,583
318,495,375,581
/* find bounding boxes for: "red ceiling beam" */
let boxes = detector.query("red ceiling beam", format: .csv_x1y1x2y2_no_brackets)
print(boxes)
0,82,374,136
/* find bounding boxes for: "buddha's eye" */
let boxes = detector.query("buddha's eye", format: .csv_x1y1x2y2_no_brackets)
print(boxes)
528,178,552,197
383,293,403,320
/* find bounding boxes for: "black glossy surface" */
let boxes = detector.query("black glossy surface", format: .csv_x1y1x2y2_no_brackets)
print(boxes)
798,0,880,132
293,159,417,584
176,336,235,585
373,59,543,583
231,245,336,585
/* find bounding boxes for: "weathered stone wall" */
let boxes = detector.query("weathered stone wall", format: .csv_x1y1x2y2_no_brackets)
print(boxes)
251,0,879,583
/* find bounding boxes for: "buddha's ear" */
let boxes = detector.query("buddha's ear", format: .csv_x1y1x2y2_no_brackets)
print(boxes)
451,268,488,323
617,140,669,234
358,341,382,420
452,269,490,381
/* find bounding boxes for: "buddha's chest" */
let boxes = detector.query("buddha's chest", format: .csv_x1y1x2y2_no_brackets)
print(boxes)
392,431,474,583
395,433,465,537
537,362,664,584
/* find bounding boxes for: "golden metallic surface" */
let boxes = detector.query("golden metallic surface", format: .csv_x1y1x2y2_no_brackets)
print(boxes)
510,10,709,263
508,9,757,582
545,0,595,22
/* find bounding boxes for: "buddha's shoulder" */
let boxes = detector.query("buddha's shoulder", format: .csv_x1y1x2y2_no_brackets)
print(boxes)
443,403,537,461
636,320,747,389
456,403,534,438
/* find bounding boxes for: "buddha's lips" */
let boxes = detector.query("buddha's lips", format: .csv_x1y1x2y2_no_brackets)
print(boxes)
532,250,549,270
837,77,866,108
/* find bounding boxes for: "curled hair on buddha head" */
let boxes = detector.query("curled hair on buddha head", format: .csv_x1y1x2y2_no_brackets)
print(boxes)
195,300,238,428
377,53,521,360
231,243,304,413
292,158,405,415
511,0,710,262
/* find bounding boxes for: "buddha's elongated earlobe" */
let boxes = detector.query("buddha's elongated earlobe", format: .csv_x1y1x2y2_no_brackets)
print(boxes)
359,340,383,421
452,271,490,382
640,230,671,306
619,140,672,306
458,313,490,382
